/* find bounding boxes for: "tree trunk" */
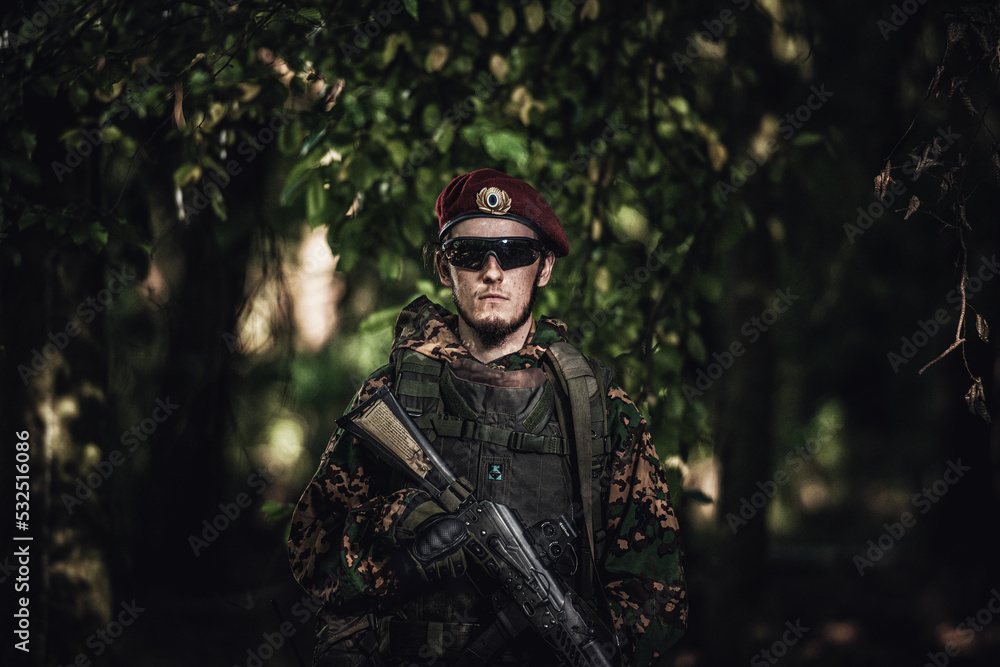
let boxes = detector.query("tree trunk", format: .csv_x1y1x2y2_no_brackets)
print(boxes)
2,236,114,666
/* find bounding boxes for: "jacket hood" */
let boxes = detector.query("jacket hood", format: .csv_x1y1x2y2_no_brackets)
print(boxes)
391,296,568,369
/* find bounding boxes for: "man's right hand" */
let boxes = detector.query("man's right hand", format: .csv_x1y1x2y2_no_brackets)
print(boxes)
410,513,470,580
396,499,470,581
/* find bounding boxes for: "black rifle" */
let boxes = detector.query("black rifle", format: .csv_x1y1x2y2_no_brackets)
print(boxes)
337,384,622,667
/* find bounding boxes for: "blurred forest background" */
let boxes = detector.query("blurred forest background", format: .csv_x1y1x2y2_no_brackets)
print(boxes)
2,0,999,665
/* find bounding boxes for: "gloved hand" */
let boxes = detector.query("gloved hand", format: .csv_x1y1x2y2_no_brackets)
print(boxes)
397,499,470,581
410,513,470,580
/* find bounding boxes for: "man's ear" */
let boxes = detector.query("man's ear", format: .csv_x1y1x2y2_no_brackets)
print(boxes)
536,253,555,287
436,251,454,287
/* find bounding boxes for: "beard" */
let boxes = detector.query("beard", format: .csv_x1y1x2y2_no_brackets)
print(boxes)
453,265,542,350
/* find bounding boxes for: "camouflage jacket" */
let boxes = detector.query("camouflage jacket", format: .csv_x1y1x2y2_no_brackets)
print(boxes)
288,296,687,666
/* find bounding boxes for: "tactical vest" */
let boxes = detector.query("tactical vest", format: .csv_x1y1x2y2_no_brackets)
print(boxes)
369,344,614,665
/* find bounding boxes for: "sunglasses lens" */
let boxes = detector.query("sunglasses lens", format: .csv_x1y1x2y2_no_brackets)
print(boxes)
442,242,484,269
494,239,541,269
444,238,541,270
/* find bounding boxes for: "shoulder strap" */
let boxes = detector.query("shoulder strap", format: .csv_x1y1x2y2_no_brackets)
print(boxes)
541,341,608,600
394,349,445,404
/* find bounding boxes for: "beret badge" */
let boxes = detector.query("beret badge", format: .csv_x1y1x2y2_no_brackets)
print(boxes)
475,187,512,215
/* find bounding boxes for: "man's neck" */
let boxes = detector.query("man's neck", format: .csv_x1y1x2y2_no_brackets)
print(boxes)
458,318,534,364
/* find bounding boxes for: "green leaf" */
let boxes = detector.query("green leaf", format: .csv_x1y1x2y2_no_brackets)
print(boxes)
0,153,40,186
482,131,529,167
281,157,322,206
295,8,323,24
173,164,202,188
609,206,650,243
378,251,402,280
524,1,545,32
500,6,517,35
360,303,405,334
696,274,722,302
101,126,123,144
434,123,455,153
301,128,328,155
403,0,418,19
261,501,294,523
306,174,328,225
791,132,824,147
686,331,706,363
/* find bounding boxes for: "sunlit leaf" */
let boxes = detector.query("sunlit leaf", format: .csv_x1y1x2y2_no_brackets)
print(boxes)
174,163,202,188
976,314,989,342
874,161,891,198
482,131,529,166
524,1,546,32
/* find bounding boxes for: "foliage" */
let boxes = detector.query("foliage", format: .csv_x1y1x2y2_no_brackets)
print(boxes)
873,2,1000,423
1,0,744,478
5,0,1000,664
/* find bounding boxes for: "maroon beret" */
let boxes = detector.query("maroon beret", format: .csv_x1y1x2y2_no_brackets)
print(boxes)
435,168,569,257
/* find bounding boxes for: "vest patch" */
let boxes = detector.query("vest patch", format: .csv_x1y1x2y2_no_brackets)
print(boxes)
487,463,503,481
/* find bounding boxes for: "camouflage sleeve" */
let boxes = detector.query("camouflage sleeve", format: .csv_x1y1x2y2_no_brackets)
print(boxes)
601,382,688,666
287,365,431,607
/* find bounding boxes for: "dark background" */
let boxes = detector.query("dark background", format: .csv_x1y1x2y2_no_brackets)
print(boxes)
2,1,999,665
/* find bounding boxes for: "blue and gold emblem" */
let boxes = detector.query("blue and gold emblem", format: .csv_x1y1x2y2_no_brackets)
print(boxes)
476,187,512,215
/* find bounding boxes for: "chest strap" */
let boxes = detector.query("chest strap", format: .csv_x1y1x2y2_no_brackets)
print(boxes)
412,413,568,455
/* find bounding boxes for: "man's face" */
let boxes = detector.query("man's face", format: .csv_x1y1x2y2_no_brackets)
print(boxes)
437,217,554,348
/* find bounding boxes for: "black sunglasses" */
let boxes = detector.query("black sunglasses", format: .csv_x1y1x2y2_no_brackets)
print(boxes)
441,237,545,271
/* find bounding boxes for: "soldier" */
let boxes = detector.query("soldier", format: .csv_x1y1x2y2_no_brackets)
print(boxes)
288,168,687,666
